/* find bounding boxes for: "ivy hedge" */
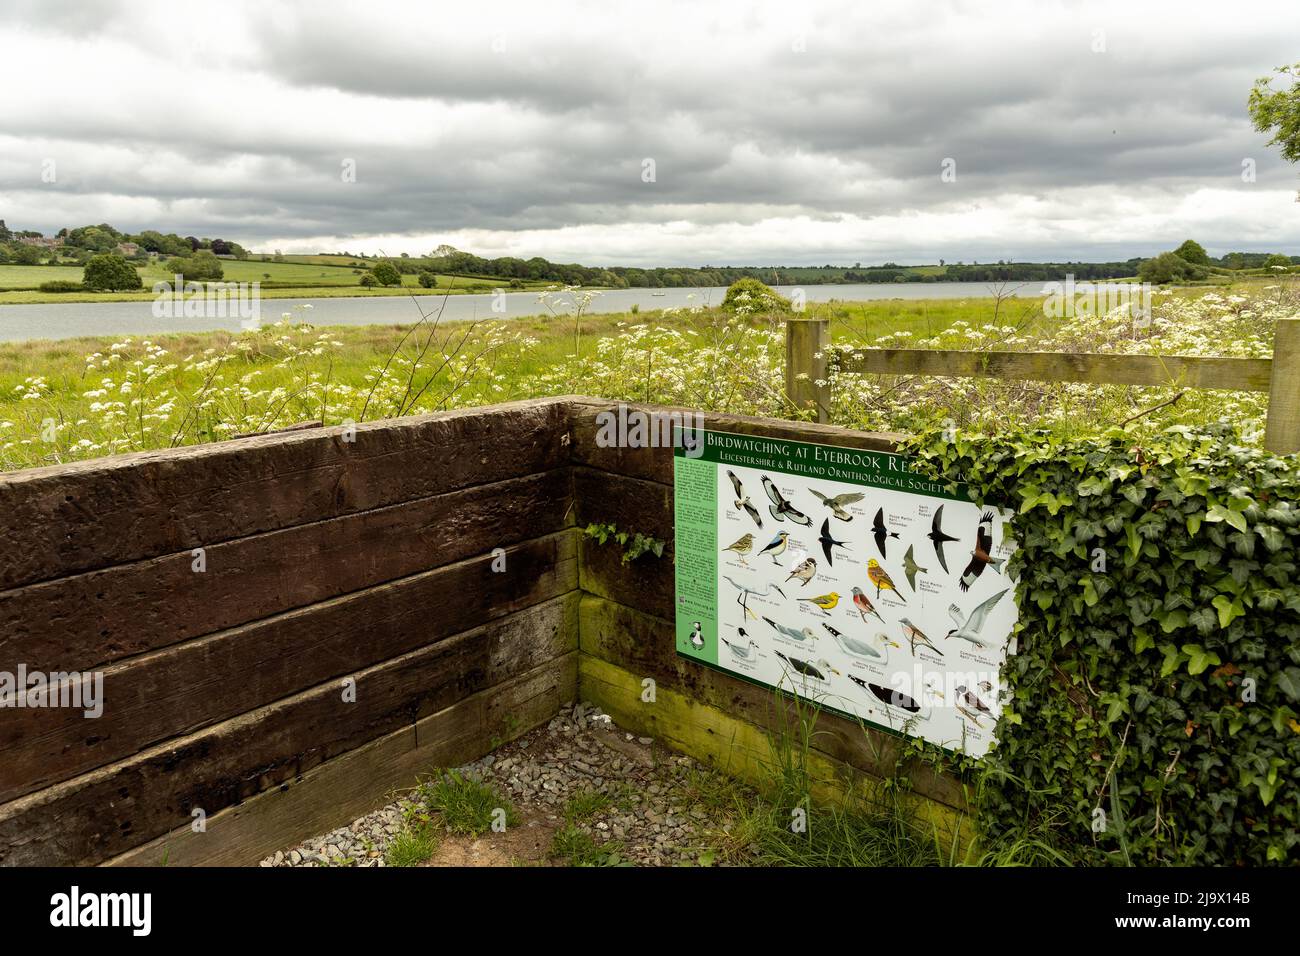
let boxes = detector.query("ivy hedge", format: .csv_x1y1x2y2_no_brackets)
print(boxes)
905,423,1300,865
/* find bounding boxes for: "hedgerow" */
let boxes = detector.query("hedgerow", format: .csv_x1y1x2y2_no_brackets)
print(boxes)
905,422,1300,865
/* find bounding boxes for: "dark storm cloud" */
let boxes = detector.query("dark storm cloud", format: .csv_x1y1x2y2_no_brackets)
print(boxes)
0,0,1296,263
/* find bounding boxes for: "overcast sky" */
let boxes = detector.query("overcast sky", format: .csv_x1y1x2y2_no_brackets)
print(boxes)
0,0,1296,265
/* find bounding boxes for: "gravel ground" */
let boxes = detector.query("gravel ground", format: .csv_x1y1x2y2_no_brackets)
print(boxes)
261,701,741,867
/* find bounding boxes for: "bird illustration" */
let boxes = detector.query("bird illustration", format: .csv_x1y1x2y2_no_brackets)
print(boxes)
720,634,760,661
785,557,817,586
817,518,849,566
688,621,705,651
757,531,790,565
872,508,900,558
955,684,992,727
928,504,959,574
763,616,817,642
762,476,811,526
850,586,886,624
723,576,787,619
722,533,754,565
727,470,763,529
978,680,994,694
898,617,944,657
797,591,840,612
848,674,920,713
945,588,1010,648
959,511,1006,593
822,622,894,661
866,559,907,604
775,651,839,681
902,544,927,591
809,489,865,521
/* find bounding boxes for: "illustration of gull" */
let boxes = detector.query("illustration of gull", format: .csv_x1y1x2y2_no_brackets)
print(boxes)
727,470,763,529
775,651,839,682
821,623,896,661
763,616,818,642
720,633,761,661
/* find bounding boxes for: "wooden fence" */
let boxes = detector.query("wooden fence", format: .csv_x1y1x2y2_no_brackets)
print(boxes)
784,315,1300,454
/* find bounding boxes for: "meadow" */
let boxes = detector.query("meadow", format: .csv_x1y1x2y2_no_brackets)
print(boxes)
0,283,1291,473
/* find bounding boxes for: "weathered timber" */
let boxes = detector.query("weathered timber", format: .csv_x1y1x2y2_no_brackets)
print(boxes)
785,316,831,422
0,397,571,591
0,469,573,673
575,469,675,619
105,656,575,867
578,595,966,809
835,348,1274,391
0,533,578,804
0,599,578,866
1265,318,1300,454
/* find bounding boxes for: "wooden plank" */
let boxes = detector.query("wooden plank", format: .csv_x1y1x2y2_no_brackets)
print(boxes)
0,533,578,804
835,348,1273,391
1265,318,1300,454
0,600,578,866
0,397,571,591
578,653,971,849
568,398,903,486
578,595,967,809
105,656,576,867
0,468,574,673
785,317,831,422
573,468,675,619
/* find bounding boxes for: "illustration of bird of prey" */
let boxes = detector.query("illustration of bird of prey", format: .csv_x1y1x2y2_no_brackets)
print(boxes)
902,544,927,591
797,591,840,612
775,651,839,682
867,559,907,604
851,586,886,623
847,674,920,713
720,633,760,661
809,489,865,521
757,530,790,565
762,475,811,526
785,557,817,586
928,504,959,574
945,588,1010,648
817,518,849,565
763,616,817,642
727,470,763,529
959,511,1006,592
822,622,892,661
872,508,899,558
898,617,944,657
723,577,786,619
722,533,754,565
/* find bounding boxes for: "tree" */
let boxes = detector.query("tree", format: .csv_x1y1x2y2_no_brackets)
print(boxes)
1263,253,1292,269
721,277,791,312
359,273,378,287
8,243,43,265
417,270,438,288
82,253,142,291
164,250,224,281
370,261,401,286
1249,62,1300,195
1138,251,1202,284
1173,240,1210,266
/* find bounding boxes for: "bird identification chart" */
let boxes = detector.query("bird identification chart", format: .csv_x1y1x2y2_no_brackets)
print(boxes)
674,428,1018,757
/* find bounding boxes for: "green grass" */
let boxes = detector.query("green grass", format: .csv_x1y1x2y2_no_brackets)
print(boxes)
548,826,630,866
0,264,87,288
384,824,440,866
562,789,614,825
414,770,519,837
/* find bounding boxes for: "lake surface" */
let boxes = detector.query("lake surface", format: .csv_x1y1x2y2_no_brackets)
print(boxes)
0,282,1046,343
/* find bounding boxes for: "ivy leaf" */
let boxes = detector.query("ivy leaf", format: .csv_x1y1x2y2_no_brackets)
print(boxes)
1211,595,1244,629
1181,644,1221,676
1206,503,1248,533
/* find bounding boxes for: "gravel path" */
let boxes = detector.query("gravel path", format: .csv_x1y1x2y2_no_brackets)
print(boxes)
261,701,741,867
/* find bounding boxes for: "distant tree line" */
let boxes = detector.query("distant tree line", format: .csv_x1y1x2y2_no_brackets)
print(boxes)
0,220,247,267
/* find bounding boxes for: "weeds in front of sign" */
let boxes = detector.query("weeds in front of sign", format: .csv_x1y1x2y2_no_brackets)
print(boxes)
384,824,439,867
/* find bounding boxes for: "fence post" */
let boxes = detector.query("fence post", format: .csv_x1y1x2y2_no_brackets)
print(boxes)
1265,317,1300,455
784,316,830,424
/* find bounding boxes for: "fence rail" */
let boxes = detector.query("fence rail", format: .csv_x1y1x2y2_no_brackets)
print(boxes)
783,315,1300,454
